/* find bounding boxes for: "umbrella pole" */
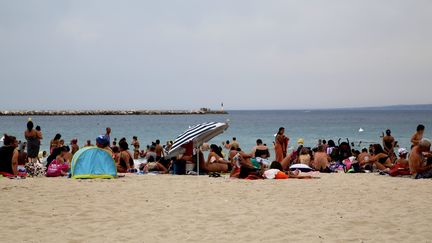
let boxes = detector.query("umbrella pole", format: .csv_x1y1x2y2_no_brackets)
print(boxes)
196,147,199,176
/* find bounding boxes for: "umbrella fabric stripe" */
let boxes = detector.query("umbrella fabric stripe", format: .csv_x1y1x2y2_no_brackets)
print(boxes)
170,124,217,151
173,125,215,147
170,123,217,151
172,123,217,143
174,122,217,140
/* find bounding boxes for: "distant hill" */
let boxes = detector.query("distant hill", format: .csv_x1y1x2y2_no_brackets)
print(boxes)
336,104,432,111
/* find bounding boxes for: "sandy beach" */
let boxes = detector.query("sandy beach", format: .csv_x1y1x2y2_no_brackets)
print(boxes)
0,174,431,243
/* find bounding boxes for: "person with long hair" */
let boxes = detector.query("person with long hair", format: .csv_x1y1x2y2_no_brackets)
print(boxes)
116,140,134,173
0,134,19,177
274,127,289,162
205,144,230,173
366,144,393,171
50,133,62,154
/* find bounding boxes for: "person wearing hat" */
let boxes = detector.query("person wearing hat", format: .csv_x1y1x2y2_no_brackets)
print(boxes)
395,148,409,168
297,138,304,146
386,148,411,176
96,135,113,156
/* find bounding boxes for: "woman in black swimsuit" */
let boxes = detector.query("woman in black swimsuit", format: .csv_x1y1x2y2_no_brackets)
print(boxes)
116,140,134,173
253,139,270,159
368,144,393,171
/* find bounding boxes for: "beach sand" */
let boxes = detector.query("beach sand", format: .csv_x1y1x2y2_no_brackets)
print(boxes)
0,173,431,243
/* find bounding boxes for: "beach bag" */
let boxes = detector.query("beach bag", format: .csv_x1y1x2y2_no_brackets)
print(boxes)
329,162,345,173
343,159,352,171
173,160,186,175
46,160,68,177
25,161,46,177
17,165,27,177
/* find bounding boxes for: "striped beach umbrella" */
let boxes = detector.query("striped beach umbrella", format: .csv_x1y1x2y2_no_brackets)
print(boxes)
168,121,229,158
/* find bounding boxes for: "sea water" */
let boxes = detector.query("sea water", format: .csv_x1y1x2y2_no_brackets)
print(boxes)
1,110,431,158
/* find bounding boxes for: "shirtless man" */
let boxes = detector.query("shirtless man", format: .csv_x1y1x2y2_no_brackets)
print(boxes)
70,138,79,155
229,148,257,178
231,137,239,150
155,139,164,161
411,124,425,148
409,139,432,179
382,129,396,161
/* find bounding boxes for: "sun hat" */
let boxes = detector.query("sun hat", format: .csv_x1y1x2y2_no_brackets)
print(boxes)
398,148,408,155
297,138,304,145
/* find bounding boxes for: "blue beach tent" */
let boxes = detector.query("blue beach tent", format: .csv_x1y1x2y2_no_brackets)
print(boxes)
71,147,117,179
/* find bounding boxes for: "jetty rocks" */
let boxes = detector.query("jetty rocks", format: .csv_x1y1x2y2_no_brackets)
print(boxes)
0,108,227,116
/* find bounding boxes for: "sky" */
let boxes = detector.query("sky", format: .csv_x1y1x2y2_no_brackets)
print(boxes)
0,0,431,110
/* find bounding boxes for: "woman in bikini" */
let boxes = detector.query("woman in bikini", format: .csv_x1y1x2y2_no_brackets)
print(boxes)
205,144,230,173
50,134,62,154
116,141,134,173
367,144,393,171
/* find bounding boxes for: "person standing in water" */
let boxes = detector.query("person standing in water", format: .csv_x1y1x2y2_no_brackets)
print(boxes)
24,120,42,163
274,127,289,162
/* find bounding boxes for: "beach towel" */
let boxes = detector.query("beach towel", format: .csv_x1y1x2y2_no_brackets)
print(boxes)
388,163,411,177
25,161,45,177
263,169,279,179
0,171,14,177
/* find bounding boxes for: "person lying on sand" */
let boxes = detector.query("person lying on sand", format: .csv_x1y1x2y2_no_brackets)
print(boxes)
142,157,168,174
263,161,312,179
229,148,258,179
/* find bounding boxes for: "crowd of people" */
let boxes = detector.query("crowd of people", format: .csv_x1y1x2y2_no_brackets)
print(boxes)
1,121,432,180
